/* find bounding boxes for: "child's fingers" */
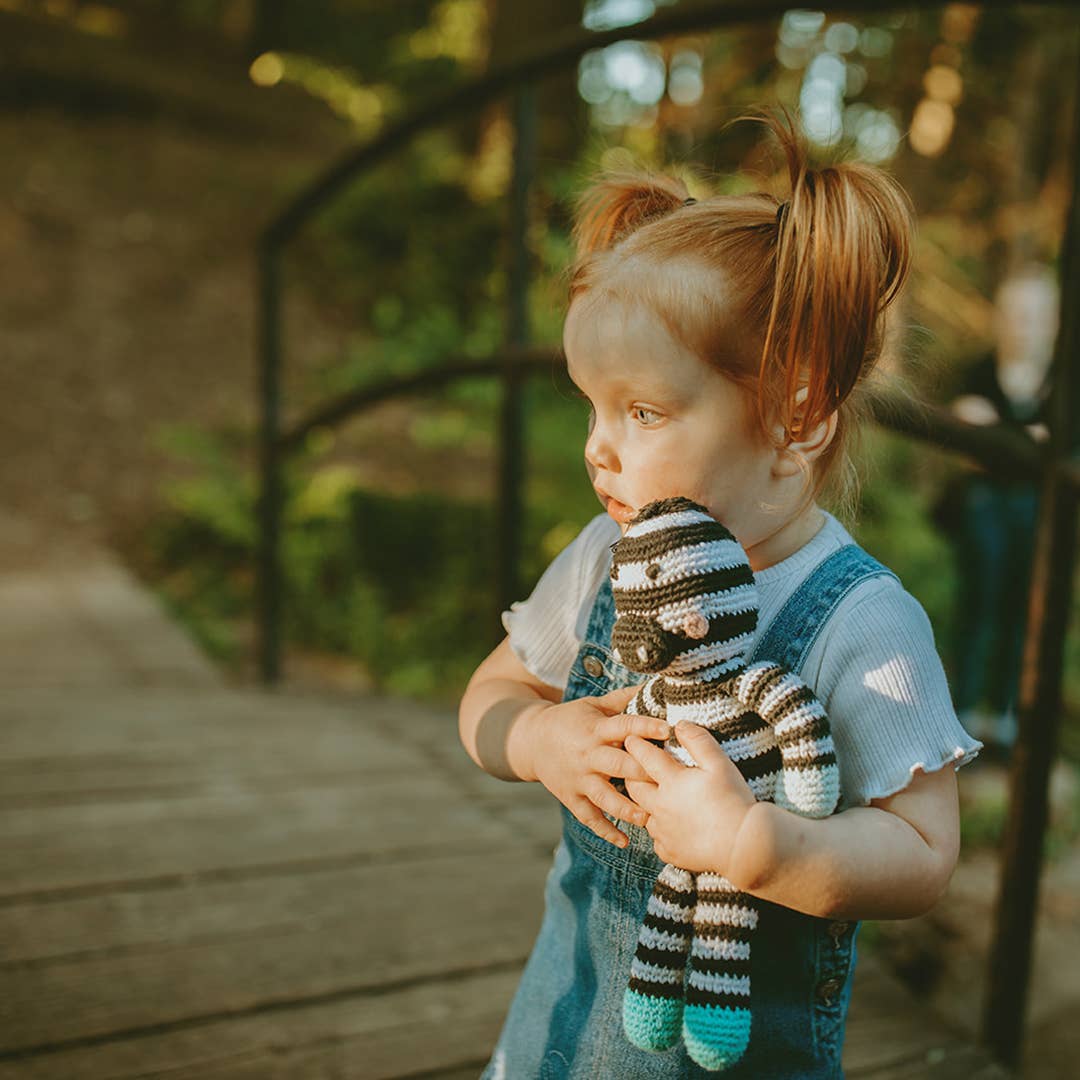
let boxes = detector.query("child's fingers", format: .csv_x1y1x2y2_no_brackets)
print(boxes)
594,745,655,783
593,683,641,713
570,795,631,847
597,713,669,744
625,734,682,783
586,779,650,829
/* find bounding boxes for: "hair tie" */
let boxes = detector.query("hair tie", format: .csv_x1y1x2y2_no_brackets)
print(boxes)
775,200,789,225
683,196,697,206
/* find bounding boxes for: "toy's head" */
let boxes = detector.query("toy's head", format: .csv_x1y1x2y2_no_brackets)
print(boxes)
609,496,759,676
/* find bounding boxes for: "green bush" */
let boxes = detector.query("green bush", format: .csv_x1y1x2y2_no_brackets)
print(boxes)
142,412,601,702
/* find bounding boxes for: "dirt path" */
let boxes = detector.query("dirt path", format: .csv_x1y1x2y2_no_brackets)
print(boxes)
0,98,350,549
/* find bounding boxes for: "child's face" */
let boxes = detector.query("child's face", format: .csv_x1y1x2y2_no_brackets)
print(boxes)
564,295,777,546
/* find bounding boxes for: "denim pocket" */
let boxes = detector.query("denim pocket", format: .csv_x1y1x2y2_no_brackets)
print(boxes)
540,1049,571,1079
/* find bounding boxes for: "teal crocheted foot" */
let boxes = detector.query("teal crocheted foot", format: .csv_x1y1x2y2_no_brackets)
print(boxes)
682,1004,752,1071
623,987,684,1052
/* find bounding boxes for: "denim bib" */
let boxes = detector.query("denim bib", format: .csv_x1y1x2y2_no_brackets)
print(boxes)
483,544,897,1080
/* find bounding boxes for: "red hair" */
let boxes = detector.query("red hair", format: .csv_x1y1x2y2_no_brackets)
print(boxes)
566,108,916,505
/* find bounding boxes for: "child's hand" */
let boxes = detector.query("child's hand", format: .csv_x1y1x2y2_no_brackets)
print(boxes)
526,684,670,848
624,722,758,874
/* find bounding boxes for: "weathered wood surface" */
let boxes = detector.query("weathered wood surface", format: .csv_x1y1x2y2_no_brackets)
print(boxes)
0,685,1012,1079
0,517,1011,1078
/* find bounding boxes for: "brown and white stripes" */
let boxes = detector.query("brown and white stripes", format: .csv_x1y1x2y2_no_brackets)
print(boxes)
613,496,840,1071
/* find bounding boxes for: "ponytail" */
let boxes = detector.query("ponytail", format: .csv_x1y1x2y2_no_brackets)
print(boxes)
571,172,691,261
761,109,916,442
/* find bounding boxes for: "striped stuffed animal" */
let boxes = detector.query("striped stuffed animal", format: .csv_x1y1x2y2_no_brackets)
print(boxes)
610,496,841,1071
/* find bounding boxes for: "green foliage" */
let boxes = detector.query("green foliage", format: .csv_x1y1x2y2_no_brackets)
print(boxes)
119,1,1080,752
958,766,1080,859
143,418,599,702
299,130,505,329
845,426,958,646
959,786,1009,850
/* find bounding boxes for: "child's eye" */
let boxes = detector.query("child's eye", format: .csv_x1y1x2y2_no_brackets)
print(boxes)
633,405,662,426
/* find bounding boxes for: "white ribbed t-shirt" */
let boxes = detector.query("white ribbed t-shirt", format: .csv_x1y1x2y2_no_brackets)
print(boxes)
501,510,983,811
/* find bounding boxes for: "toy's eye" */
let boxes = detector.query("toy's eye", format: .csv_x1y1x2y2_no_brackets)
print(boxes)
645,563,662,580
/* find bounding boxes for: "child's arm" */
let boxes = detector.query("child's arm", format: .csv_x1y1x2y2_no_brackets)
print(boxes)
624,723,960,921
458,637,565,782
729,763,961,921
459,637,669,846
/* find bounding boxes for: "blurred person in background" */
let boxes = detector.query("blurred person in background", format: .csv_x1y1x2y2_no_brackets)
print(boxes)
944,262,1058,756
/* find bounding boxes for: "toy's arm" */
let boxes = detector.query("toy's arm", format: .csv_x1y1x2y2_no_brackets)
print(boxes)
625,674,667,722
730,661,839,818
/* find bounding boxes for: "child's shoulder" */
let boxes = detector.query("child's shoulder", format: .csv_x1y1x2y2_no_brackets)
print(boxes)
811,553,943,699
817,516,929,639
511,511,617,619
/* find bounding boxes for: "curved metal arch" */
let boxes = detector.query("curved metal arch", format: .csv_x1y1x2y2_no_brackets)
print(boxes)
259,0,1059,251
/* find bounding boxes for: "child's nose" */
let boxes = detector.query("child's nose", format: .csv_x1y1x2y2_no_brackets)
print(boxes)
585,422,618,472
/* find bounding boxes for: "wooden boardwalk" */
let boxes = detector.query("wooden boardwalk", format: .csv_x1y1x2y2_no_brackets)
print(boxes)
0,522,1011,1078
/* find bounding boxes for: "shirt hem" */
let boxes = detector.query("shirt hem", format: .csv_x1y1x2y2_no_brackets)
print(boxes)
852,740,984,806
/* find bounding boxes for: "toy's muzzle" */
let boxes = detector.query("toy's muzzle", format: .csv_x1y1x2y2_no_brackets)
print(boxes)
611,614,677,673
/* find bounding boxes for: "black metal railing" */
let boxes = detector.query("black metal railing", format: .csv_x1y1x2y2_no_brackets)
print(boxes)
255,2,1080,1070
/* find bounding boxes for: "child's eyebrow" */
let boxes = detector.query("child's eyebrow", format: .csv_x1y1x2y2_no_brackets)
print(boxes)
567,370,676,400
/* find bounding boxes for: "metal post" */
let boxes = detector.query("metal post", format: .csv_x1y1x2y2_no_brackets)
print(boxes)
981,62,1080,1068
495,85,537,633
256,241,283,684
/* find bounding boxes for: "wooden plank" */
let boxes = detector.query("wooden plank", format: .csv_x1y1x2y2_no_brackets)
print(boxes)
1,846,555,965
844,955,1009,1078
0,689,491,800
0,741,421,803
0,965,519,1079
0,775,518,899
0,850,549,1057
0,688,445,749
0,951,1008,1079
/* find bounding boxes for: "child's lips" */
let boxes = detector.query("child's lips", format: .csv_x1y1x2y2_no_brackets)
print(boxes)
597,490,637,523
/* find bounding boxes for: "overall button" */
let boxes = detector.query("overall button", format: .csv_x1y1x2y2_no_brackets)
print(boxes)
583,656,604,677
815,977,842,1003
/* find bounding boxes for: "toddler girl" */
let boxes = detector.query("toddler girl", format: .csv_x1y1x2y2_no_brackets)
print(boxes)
458,112,982,1079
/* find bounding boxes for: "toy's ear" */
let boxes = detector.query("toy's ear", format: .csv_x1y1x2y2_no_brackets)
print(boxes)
682,611,709,639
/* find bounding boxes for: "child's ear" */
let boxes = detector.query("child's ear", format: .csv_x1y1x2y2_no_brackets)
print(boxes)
771,386,838,479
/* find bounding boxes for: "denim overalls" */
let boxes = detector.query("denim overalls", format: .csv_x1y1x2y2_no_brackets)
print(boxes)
483,544,897,1080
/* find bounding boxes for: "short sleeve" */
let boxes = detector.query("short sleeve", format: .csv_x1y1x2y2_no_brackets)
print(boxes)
806,578,984,811
500,513,616,692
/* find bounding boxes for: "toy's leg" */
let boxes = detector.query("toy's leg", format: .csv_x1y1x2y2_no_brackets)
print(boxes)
682,872,755,1071
623,863,695,1051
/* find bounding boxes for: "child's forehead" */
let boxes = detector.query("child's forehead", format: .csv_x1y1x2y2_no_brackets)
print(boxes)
564,293,693,381
566,291,672,344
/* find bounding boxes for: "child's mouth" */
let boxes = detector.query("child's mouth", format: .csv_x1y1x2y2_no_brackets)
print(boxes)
601,493,637,524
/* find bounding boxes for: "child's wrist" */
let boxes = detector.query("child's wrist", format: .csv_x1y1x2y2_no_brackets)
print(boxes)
727,801,782,893
506,699,552,783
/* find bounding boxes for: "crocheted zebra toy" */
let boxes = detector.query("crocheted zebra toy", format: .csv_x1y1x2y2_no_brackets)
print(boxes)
610,496,841,1071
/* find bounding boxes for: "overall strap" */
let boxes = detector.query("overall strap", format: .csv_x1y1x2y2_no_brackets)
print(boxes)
749,544,899,674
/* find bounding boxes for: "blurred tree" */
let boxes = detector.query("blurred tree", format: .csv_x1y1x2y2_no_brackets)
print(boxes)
482,0,587,169
248,0,285,60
